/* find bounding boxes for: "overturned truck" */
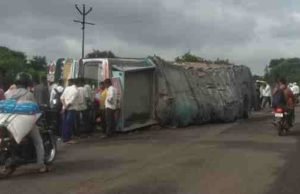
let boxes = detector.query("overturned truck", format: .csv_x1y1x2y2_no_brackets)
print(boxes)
153,57,255,128
78,56,255,130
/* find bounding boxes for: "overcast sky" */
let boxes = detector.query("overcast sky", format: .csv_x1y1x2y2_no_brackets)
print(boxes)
1,0,300,75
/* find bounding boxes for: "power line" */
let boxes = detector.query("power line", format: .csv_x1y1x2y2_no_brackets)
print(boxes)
73,4,95,59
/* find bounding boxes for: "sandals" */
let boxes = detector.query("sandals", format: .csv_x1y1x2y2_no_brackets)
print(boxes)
39,165,48,173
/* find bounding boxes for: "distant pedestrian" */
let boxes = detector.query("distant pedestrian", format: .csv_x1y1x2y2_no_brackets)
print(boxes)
49,79,64,136
259,83,264,107
262,83,271,108
255,84,261,111
104,79,117,137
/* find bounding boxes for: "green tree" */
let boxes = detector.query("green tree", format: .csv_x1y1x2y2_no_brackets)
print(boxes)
0,47,26,89
27,56,47,71
265,58,300,84
26,56,48,83
269,58,285,68
0,47,48,89
85,50,116,58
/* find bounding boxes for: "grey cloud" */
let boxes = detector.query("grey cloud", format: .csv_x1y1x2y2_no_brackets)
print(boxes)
271,17,300,39
0,0,300,75
79,0,257,49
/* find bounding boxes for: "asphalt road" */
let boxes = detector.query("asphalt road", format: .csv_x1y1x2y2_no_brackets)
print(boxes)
1,108,300,194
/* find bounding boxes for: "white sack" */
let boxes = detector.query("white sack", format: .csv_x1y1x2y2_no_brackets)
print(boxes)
0,113,41,144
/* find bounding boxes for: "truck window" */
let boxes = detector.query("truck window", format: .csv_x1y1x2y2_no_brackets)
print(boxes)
83,61,102,81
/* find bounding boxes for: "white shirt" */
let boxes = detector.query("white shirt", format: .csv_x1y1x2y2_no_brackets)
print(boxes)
50,85,64,107
262,84,271,97
60,85,79,110
49,83,58,94
84,84,93,101
76,86,88,111
259,86,264,98
105,86,117,110
292,85,300,95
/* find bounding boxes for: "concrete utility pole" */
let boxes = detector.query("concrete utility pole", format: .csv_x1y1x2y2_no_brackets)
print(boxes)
73,4,95,59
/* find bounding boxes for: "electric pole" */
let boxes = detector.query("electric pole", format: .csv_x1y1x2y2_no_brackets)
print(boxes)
73,4,95,59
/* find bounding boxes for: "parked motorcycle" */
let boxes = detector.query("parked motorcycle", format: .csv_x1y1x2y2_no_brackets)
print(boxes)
273,107,290,136
0,110,57,178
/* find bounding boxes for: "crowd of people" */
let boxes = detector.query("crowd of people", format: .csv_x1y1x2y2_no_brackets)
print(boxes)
50,77,118,144
0,73,119,173
256,80,299,110
0,73,119,145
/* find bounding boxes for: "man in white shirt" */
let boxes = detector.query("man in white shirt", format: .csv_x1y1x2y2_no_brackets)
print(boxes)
104,79,117,137
262,83,272,108
259,84,264,108
50,80,64,109
60,79,79,143
48,80,64,136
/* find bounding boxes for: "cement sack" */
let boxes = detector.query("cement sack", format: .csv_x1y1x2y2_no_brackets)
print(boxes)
0,113,41,144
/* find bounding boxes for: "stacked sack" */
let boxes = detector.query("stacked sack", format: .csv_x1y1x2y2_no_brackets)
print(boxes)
0,100,41,143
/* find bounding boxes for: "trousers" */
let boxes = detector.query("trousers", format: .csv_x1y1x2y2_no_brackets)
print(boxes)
29,126,45,165
105,108,116,136
62,110,76,142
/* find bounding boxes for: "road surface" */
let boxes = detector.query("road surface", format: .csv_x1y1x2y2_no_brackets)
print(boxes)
1,108,300,194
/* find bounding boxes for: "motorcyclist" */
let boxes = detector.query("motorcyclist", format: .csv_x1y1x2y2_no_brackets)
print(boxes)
277,78,296,127
5,72,47,173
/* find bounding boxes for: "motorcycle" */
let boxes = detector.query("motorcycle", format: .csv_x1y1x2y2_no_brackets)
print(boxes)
273,107,291,136
0,110,57,178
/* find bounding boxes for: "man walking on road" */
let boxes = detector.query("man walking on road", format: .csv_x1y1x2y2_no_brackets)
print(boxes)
104,79,117,137
262,83,272,109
